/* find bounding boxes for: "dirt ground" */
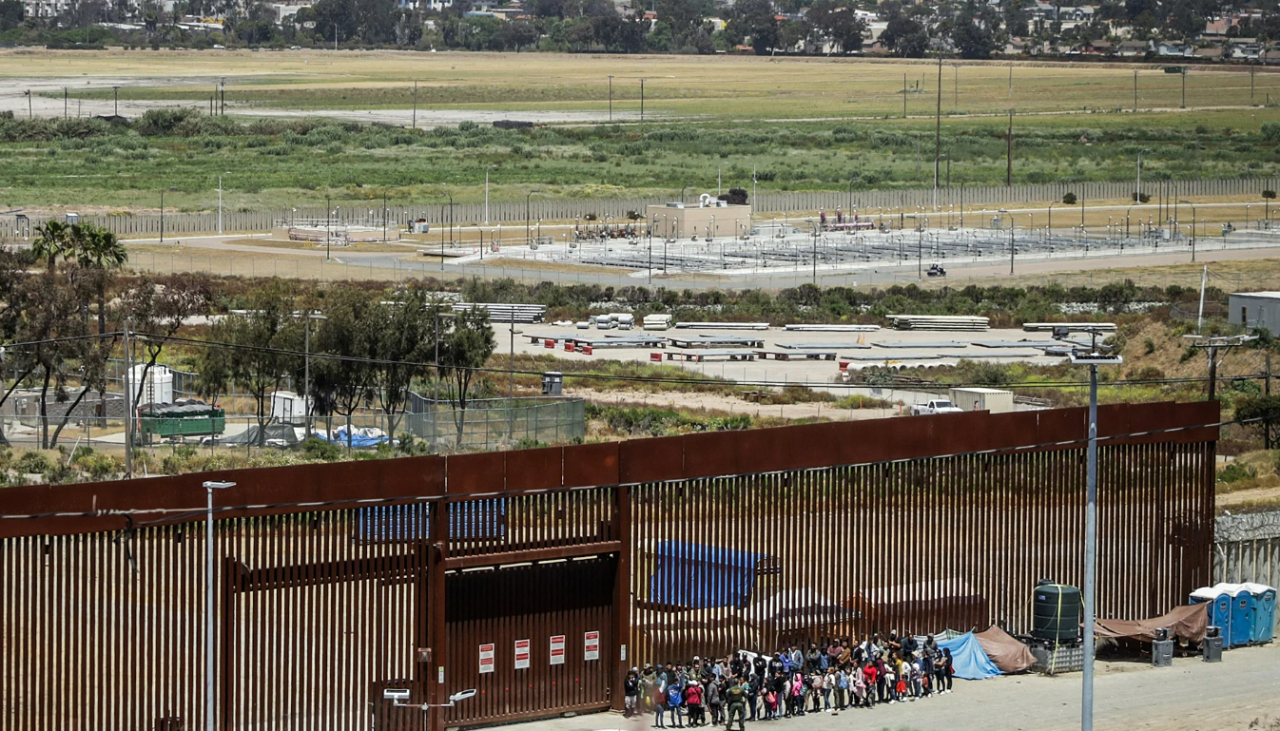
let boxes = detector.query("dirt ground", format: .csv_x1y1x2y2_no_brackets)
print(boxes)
568,387,901,422
530,643,1280,731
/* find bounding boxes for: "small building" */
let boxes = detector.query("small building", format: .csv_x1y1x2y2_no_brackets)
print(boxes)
1229,291,1280,331
645,195,752,240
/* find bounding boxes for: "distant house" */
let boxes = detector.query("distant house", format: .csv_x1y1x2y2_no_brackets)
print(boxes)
1117,40,1147,56
1155,41,1191,57
1192,46,1224,61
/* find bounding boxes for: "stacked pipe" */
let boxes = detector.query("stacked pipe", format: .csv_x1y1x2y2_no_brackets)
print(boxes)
888,315,990,332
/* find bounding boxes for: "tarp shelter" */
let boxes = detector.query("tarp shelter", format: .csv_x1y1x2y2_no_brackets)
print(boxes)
647,541,775,610
1093,604,1208,644
937,632,1001,680
218,423,301,446
975,625,1036,674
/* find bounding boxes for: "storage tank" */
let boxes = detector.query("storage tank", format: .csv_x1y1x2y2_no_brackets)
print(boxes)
125,364,174,411
1032,581,1081,644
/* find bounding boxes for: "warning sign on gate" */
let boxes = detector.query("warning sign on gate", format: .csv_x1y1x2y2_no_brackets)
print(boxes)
549,635,566,665
514,639,531,670
479,643,495,674
584,631,600,661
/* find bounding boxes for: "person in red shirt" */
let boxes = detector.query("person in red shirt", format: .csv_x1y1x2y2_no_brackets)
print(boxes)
684,680,704,726
861,661,878,708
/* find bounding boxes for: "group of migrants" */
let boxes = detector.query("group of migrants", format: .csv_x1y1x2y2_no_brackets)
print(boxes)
622,633,955,730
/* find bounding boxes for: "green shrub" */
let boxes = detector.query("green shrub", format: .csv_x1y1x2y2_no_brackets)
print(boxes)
301,438,342,462
14,451,52,475
1218,462,1257,484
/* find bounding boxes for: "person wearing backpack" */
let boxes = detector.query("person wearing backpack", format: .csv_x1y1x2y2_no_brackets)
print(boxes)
624,669,641,718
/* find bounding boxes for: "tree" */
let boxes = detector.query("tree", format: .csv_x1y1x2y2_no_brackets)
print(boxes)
804,0,867,54
952,17,997,59
33,220,74,276
725,0,778,55
1062,192,1078,205
311,286,379,449
1236,395,1280,450
881,14,928,57
373,289,439,441
438,306,495,447
70,222,127,336
202,280,300,446
0,0,24,29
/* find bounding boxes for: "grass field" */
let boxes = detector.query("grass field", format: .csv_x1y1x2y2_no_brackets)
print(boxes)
5,49,1280,212
10,49,1280,118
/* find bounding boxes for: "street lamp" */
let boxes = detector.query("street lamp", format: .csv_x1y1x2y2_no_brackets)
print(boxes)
160,186,177,244
1064,330,1123,731
202,479,237,731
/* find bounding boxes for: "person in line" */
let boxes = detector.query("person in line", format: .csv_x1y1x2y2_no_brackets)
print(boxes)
665,680,685,728
706,674,722,726
684,679,704,726
939,648,954,694
625,669,641,718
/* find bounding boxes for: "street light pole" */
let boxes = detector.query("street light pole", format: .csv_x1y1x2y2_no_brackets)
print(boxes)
1180,200,1196,261
607,75,614,121
525,190,539,245
325,194,331,261
203,480,237,731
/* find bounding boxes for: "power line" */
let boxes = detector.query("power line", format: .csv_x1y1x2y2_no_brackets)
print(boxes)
0,416,1257,523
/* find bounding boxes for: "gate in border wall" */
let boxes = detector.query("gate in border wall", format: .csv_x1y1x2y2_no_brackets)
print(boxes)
0,402,1218,731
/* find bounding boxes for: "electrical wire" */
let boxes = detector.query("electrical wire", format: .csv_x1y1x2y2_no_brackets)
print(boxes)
0,416,1261,523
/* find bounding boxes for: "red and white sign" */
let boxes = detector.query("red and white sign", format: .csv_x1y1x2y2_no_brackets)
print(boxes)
550,635,566,666
514,639,531,670
479,643,495,674
584,631,600,661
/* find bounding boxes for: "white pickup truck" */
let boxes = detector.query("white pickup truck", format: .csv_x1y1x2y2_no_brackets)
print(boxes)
910,399,964,416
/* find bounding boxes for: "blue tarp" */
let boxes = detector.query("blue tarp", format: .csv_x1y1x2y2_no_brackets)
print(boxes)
648,541,768,610
354,501,506,542
937,632,1001,680
319,427,389,449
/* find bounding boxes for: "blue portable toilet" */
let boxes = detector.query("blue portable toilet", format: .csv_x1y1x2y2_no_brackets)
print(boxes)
1190,584,1234,645
1243,583,1276,644
1230,591,1257,648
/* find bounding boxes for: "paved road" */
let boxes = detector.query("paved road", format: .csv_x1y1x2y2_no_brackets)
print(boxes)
524,644,1280,731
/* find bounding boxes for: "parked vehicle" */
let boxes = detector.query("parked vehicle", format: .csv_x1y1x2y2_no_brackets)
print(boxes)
927,263,947,277
910,399,964,416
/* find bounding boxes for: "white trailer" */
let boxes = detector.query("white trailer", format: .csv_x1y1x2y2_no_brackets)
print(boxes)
949,387,1015,414
271,390,312,425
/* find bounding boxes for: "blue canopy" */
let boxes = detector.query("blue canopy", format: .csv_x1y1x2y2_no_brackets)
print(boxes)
937,632,1001,680
648,541,769,610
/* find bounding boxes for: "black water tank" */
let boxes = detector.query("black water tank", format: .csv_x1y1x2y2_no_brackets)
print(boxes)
1033,580,1081,644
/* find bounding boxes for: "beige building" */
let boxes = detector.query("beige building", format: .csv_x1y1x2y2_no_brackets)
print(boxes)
646,198,752,240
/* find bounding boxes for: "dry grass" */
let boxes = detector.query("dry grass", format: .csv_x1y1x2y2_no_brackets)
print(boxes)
8,49,1280,121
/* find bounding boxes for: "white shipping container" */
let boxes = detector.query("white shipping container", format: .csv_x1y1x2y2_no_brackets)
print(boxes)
271,391,312,424
949,387,1014,414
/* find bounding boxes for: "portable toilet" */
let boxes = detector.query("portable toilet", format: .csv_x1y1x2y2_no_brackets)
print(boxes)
1241,583,1276,644
1256,588,1277,643
1230,590,1257,648
1190,585,1233,643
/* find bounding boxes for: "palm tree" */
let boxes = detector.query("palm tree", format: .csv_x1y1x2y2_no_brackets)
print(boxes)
32,220,73,275
72,223,128,335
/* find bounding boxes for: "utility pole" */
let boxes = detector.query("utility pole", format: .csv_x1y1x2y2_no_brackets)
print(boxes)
934,55,942,210
412,81,418,129
1006,110,1013,187
1133,70,1138,112
640,78,645,121
1251,66,1256,106
608,75,614,121
123,320,133,478
1265,352,1273,449
1008,63,1013,99
1187,335,1255,401
1181,68,1187,109
903,72,908,119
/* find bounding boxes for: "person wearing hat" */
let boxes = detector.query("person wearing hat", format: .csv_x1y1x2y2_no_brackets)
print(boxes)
724,676,748,731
